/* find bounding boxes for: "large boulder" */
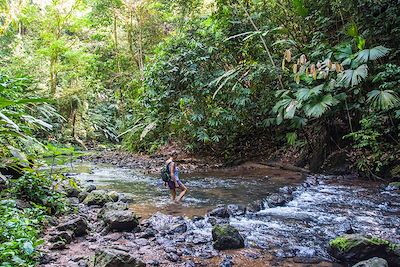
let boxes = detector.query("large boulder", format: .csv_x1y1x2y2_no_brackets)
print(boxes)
98,202,128,219
83,190,113,206
328,235,400,266
212,224,245,250
352,257,388,267
103,210,139,231
57,217,88,237
89,248,145,267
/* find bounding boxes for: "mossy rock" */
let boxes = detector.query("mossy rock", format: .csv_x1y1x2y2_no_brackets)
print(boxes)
212,224,244,250
89,248,145,267
328,234,400,266
107,191,119,202
83,190,113,206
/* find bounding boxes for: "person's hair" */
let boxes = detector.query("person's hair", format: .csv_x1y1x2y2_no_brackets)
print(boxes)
166,152,175,160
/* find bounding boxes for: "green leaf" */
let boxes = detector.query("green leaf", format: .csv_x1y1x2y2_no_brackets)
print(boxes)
367,90,400,110
22,241,34,255
355,46,390,63
346,22,358,37
0,111,20,131
304,94,338,117
337,64,368,87
284,100,298,119
286,132,297,145
0,97,15,108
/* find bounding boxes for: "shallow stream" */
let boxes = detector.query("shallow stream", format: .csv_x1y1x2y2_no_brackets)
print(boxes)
71,162,303,218
70,162,400,262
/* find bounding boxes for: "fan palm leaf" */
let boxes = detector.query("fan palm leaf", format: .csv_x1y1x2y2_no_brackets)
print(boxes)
367,89,399,110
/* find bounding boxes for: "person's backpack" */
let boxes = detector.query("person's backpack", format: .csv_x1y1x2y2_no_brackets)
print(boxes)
160,162,172,182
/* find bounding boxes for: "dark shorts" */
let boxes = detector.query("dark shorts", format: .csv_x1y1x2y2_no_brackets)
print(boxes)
168,180,183,189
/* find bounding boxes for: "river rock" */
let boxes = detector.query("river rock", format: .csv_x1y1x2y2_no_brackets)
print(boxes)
85,184,96,193
89,248,145,267
328,234,400,266
212,224,245,250
246,199,265,213
98,202,128,219
65,186,82,198
352,257,388,267
227,204,246,216
168,222,187,234
107,191,119,202
78,191,89,202
220,255,233,267
118,193,135,203
103,210,139,231
139,228,157,238
208,206,230,218
57,217,88,237
83,190,113,206
385,182,400,191
48,231,73,244
265,193,293,207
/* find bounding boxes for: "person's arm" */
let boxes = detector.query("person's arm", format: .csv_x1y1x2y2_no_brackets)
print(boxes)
169,162,178,186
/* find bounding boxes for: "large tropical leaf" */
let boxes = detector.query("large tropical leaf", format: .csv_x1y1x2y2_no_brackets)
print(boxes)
367,89,400,110
303,94,338,117
295,84,323,101
334,43,353,63
284,99,298,119
337,64,368,88
355,46,390,63
272,97,292,113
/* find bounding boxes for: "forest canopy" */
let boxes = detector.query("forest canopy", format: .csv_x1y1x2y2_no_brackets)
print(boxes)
1,0,400,178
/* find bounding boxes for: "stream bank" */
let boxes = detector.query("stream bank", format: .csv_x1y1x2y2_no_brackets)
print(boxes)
39,162,400,267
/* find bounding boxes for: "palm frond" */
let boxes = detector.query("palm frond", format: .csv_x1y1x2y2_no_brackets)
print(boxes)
367,89,399,110
337,64,368,87
356,46,390,63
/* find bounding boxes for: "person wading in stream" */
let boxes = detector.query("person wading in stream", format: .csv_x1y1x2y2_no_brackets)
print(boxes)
164,156,188,202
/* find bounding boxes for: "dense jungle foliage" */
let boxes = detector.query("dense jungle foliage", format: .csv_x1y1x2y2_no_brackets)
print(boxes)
0,0,400,265
1,0,400,175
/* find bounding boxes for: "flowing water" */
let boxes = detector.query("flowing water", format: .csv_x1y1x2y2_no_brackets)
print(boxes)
71,162,303,218
70,162,400,263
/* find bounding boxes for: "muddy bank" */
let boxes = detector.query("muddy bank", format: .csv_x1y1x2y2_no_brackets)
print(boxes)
39,173,400,267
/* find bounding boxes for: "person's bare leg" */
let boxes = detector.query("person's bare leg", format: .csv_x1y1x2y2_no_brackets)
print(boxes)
176,184,188,202
170,189,176,201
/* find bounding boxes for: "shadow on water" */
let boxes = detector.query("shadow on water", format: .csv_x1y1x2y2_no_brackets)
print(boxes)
72,162,304,218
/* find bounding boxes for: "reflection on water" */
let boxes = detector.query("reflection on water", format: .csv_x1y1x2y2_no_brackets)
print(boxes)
72,162,303,218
